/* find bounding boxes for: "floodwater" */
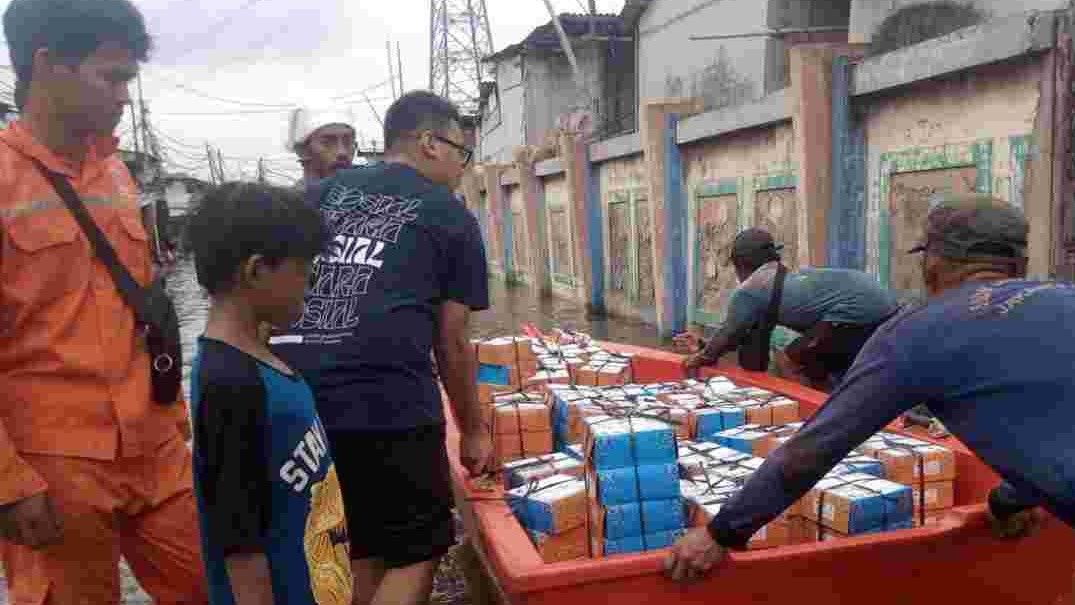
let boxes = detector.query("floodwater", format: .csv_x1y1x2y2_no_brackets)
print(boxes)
170,257,671,399
2,258,668,605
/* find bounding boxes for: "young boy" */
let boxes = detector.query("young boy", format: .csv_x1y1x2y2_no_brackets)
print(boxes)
186,182,353,605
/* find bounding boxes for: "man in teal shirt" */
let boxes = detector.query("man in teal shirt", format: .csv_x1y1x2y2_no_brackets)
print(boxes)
677,229,899,389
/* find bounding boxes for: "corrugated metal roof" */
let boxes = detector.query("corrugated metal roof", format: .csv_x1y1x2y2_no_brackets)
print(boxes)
484,13,629,62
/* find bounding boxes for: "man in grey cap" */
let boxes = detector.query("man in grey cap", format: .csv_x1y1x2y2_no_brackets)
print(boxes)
675,228,899,389
666,195,1075,581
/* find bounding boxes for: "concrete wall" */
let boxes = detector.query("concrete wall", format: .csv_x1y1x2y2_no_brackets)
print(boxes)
505,182,530,284
637,0,769,110
596,153,652,321
681,121,798,327
480,57,527,164
850,0,1067,44
862,57,1045,293
540,174,583,299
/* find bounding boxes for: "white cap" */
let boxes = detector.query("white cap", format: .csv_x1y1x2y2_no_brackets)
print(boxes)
286,107,357,153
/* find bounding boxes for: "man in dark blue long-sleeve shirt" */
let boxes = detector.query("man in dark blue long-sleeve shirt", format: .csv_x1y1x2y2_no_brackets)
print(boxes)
666,195,1075,581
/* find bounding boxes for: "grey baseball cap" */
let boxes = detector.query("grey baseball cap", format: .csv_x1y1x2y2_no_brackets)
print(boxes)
908,194,1028,262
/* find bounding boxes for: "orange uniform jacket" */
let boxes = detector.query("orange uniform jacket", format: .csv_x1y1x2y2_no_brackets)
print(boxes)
0,122,184,506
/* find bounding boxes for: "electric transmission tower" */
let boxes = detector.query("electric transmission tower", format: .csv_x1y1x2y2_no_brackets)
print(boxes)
429,0,494,116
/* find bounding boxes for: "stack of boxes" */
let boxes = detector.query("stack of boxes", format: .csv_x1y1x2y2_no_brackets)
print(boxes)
476,350,959,562
857,433,957,525
506,474,589,563
797,472,914,540
475,337,539,405
502,452,584,489
583,415,685,556
491,392,554,465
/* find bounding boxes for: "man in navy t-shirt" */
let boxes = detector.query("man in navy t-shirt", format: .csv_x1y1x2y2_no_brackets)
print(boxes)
666,195,1075,581
272,91,490,605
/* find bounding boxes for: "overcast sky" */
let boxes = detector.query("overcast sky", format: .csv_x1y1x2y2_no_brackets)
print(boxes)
0,0,624,184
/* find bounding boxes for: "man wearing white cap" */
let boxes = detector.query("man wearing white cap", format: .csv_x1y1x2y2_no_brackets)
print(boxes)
287,107,357,188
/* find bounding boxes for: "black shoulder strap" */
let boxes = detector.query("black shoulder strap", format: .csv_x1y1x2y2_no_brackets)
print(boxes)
764,263,787,331
32,160,150,322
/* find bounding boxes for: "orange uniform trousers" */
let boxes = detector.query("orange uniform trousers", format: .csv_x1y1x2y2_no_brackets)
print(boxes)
1,436,207,605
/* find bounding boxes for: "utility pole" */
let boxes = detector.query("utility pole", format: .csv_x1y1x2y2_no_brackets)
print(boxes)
216,149,225,182
588,0,596,13
205,143,216,184
396,41,405,96
257,158,266,183
129,100,141,157
386,40,397,100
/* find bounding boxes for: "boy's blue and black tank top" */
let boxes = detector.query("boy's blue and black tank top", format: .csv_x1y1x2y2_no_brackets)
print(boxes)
191,338,353,605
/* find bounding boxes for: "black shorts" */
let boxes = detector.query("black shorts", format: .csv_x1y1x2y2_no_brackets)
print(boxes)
784,320,886,380
327,424,455,568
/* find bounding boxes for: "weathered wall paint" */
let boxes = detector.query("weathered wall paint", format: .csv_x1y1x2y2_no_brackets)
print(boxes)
505,183,530,285
596,154,652,322
541,174,580,299
681,122,797,328
862,58,1043,285
830,55,868,269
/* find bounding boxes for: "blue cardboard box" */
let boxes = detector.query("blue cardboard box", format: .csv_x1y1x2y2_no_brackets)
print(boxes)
692,404,746,438
601,498,685,540
478,363,512,386
584,416,677,470
505,474,587,535
592,462,680,505
604,529,686,556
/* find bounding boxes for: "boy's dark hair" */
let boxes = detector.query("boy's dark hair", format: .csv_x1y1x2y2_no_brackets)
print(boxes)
4,0,152,109
185,182,331,295
383,90,462,151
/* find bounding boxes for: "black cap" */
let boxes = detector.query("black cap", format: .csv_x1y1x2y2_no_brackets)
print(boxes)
730,228,783,263
908,194,1028,262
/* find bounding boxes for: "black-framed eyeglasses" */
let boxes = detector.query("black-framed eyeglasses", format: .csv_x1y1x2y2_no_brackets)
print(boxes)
434,135,473,165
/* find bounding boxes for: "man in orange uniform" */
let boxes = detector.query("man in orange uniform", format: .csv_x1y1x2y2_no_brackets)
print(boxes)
0,0,208,603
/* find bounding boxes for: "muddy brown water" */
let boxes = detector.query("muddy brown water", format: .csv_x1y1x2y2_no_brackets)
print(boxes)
0,259,670,604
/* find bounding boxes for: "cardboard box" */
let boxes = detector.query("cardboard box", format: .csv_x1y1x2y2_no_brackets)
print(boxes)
528,525,589,563
478,382,517,404
678,445,752,478
563,443,584,460
858,434,957,485
474,336,539,367
493,401,551,435
694,455,764,485
754,422,804,457
636,403,691,441
525,370,571,390
583,415,678,470
601,529,686,557
826,455,885,479
801,473,913,535
739,398,800,426
689,403,746,440
912,480,955,513
714,424,771,457
555,398,635,446
506,474,587,535
601,498,685,540
589,462,681,505
495,431,554,463
503,452,584,488
684,377,739,398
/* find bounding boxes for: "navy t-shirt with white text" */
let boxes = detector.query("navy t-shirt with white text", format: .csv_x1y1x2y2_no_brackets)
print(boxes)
273,162,489,431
